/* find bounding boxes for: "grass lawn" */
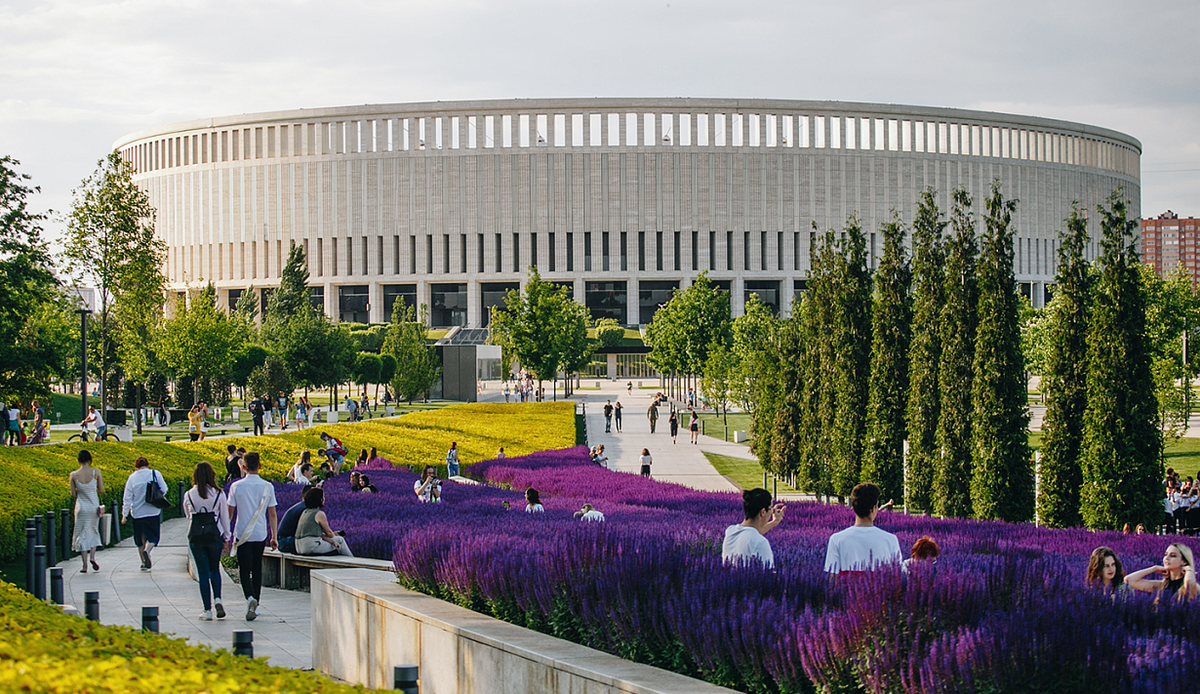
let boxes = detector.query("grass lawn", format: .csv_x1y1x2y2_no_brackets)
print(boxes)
704,452,797,493
697,412,753,444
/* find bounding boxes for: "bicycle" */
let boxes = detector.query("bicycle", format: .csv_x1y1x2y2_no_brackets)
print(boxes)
67,426,118,443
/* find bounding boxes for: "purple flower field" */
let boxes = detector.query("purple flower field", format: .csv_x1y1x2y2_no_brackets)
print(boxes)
278,447,1200,694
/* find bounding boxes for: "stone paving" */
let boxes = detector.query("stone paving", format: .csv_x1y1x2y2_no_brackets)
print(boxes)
58,517,313,669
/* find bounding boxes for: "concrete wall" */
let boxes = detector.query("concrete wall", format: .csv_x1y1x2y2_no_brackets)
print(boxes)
312,568,738,694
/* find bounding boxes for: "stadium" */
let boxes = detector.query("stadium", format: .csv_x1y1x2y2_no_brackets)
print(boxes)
114,98,1141,328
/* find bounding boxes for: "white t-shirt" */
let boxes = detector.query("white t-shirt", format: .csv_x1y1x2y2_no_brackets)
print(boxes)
581,509,605,522
229,474,278,543
721,525,774,568
525,503,544,513
88,411,105,430
824,525,903,573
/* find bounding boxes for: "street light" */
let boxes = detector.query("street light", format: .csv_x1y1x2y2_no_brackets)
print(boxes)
75,308,92,424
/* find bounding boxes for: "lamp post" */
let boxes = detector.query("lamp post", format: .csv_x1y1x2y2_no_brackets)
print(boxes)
75,308,91,425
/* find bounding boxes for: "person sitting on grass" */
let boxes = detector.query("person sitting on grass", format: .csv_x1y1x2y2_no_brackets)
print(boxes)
824,482,902,576
721,489,785,569
295,487,354,557
573,503,605,522
359,474,378,494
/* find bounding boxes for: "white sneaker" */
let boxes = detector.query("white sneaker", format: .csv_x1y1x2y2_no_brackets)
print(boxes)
246,597,258,621
214,599,225,619
199,610,213,621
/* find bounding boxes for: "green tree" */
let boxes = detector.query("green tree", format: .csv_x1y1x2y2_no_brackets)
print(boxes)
265,244,312,326
276,310,357,395
830,217,872,500
354,352,383,392
158,286,243,407
797,231,840,500
646,272,732,381
905,190,946,513
1080,191,1160,530
231,345,270,400
732,293,779,416
64,150,163,409
767,318,805,480
1037,205,1094,527
378,354,398,398
384,304,441,402
492,268,592,401
701,343,737,426
935,189,978,518
861,216,911,503
0,157,69,401
594,318,625,349
235,285,259,323
1141,265,1195,447
246,355,292,404
969,183,1031,522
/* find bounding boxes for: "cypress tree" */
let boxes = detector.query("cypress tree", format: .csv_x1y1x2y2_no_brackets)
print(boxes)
905,190,947,513
935,189,978,518
1080,191,1161,530
862,217,912,503
830,218,873,500
1036,205,1093,527
969,183,1032,522
798,230,838,499
267,244,313,324
770,318,805,482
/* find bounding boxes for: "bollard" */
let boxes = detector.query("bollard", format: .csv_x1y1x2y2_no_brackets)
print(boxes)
44,512,56,567
111,503,121,544
50,567,63,605
772,478,777,500
142,606,159,633
33,545,46,600
84,591,99,621
394,665,420,693
177,481,186,513
34,515,44,547
25,523,36,593
232,630,254,657
60,509,71,560
763,471,768,489
701,420,705,436
724,425,728,442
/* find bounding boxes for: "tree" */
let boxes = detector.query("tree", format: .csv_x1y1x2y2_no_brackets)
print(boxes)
905,189,947,513
276,310,357,395
113,241,166,432
378,354,398,399
797,230,840,500
64,150,163,409
231,345,270,399
492,268,592,401
235,285,259,323
969,183,1031,522
646,272,732,382
1036,205,1094,528
354,352,383,393
935,189,978,518
829,217,872,500
594,318,625,350
1141,265,1195,448
266,244,312,325
861,216,911,504
732,293,779,416
1080,191,1160,530
0,156,70,401
157,286,244,407
701,343,737,426
384,304,441,402
246,355,292,404
767,318,805,481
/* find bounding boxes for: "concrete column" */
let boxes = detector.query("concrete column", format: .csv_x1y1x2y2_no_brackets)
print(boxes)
627,277,639,326
582,112,591,147
731,278,745,319
323,281,336,320
689,113,698,147
467,280,481,328
606,353,618,380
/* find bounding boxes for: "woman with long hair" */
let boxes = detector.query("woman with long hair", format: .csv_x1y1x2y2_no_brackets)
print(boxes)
183,461,231,620
1126,543,1200,601
69,450,104,573
288,450,312,483
1085,547,1127,593
639,448,652,478
525,488,544,513
295,487,354,556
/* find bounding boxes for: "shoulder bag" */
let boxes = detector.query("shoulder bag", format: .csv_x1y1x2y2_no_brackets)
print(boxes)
146,470,172,510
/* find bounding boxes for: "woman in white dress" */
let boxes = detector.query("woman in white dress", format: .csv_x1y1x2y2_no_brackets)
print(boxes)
69,449,104,572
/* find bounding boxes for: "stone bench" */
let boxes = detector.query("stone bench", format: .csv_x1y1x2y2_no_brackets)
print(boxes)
262,548,393,590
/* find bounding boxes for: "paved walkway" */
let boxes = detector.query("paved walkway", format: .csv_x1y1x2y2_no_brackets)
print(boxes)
58,517,313,669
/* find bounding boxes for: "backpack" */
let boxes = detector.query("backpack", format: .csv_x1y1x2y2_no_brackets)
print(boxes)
328,438,348,457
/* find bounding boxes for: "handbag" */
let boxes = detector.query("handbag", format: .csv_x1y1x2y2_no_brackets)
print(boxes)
145,470,172,510
188,489,223,543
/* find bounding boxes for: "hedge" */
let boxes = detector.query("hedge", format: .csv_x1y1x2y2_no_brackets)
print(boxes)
0,402,574,563
0,580,369,693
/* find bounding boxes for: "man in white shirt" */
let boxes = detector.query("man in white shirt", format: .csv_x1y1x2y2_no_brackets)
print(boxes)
121,456,168,570
228,452,278,621
721,488,786,569
576,504,606,522
82,406,106,440
824,482,902,575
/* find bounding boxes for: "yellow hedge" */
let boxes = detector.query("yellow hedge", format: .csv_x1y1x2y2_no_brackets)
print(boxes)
0,580,370,693
0,403,575,563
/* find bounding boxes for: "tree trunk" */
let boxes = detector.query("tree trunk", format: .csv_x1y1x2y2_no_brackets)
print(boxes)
135,382,143,434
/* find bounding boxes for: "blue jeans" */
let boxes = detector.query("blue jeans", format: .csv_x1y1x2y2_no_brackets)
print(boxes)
448,461,459,477
190,541,223,610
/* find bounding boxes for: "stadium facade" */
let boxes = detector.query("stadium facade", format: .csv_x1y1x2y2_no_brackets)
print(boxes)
114,98,1141,327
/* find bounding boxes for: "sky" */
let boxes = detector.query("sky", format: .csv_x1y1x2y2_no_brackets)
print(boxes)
2,0,1198,248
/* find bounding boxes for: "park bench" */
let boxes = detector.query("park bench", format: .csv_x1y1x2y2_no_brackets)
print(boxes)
262,548,393,590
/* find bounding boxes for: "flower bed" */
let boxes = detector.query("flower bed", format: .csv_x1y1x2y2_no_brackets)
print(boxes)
0,403,573,563
0,580,368,693
314,448,1200,694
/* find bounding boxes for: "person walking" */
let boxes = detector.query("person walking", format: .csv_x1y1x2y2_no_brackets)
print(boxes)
69,450,104,573
603,400,613,433
639,448,653,478
197,402,209,441
228,452,279,621
121,456,169,571
647,403,659,434
277,392,289,430
446,442,460,477
668,409,679,444
614,401,623,432
294,396,307,431
184,461,231,620
5,401,20,446
689,410,700,444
